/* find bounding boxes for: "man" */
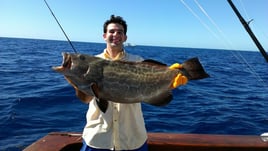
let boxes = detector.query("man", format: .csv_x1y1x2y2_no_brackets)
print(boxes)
80,15,187,151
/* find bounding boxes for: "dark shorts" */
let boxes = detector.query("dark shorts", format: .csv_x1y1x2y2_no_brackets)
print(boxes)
80,139,148,151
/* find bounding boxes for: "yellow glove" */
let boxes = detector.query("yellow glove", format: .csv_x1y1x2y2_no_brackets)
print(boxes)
169,63,188,89
169,63,183,70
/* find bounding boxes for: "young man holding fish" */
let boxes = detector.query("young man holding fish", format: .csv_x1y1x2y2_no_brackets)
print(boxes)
79,15,188,151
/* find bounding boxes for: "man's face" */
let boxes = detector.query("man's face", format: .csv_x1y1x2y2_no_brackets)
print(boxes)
103,23,127,47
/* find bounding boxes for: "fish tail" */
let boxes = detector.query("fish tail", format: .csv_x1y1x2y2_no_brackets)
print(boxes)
181,57,209,80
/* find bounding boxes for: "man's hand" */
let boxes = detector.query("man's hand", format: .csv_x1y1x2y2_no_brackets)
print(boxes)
169,63,188,89
64,76,93,103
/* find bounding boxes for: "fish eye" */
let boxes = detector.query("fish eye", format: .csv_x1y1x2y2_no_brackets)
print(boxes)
79,55,86,61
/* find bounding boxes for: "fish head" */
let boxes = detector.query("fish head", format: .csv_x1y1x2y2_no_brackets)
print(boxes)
52,52,92,76
52,52,99,103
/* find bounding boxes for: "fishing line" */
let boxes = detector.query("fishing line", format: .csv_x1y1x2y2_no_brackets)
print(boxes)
193,0,232,49
239,0,268,41
180,0,267,88
193,0,265,85
239,0,250,20
43,0,78,53
180,0,222,43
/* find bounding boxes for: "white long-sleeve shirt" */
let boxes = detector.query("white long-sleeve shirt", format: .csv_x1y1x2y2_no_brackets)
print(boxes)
82,49,147,150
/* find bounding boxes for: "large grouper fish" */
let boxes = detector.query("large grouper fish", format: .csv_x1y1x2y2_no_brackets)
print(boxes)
53,52,209,112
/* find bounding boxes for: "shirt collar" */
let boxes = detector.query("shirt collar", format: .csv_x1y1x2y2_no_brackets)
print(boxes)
103,49,126,61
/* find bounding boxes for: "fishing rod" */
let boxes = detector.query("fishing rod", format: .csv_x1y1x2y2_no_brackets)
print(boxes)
227,0,268,62
43,0,78,53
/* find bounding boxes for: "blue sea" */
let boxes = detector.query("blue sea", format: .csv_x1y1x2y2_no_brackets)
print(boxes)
1,37,268,150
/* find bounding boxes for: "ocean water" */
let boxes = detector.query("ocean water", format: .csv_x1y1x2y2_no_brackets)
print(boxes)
0,37,268,150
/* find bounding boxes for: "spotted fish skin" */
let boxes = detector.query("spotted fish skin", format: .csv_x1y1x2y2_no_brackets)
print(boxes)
52,52,209,107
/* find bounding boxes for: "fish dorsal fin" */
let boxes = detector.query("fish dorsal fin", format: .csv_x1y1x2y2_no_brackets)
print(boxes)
144,90,173,106
142,59,167,66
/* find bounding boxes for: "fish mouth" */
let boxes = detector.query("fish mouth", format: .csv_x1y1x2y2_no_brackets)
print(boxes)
62,52,72,69
52,53,72,72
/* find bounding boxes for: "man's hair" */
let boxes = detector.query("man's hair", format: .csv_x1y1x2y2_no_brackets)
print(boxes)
103,15,127,35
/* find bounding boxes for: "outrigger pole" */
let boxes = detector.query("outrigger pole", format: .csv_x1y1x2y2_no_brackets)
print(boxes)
227,0,268,62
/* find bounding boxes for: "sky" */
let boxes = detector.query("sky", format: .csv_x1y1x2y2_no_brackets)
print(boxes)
1,0,267,51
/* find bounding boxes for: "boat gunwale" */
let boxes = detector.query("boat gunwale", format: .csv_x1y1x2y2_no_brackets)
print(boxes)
23,132,268,151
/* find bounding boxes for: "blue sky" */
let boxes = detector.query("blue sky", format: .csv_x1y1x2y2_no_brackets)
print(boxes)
1,0,267,51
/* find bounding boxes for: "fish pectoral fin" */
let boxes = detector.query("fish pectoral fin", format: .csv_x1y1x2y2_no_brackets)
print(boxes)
90,82,100,98
90,83,109,113
95,98,108,113
145,91,173,106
